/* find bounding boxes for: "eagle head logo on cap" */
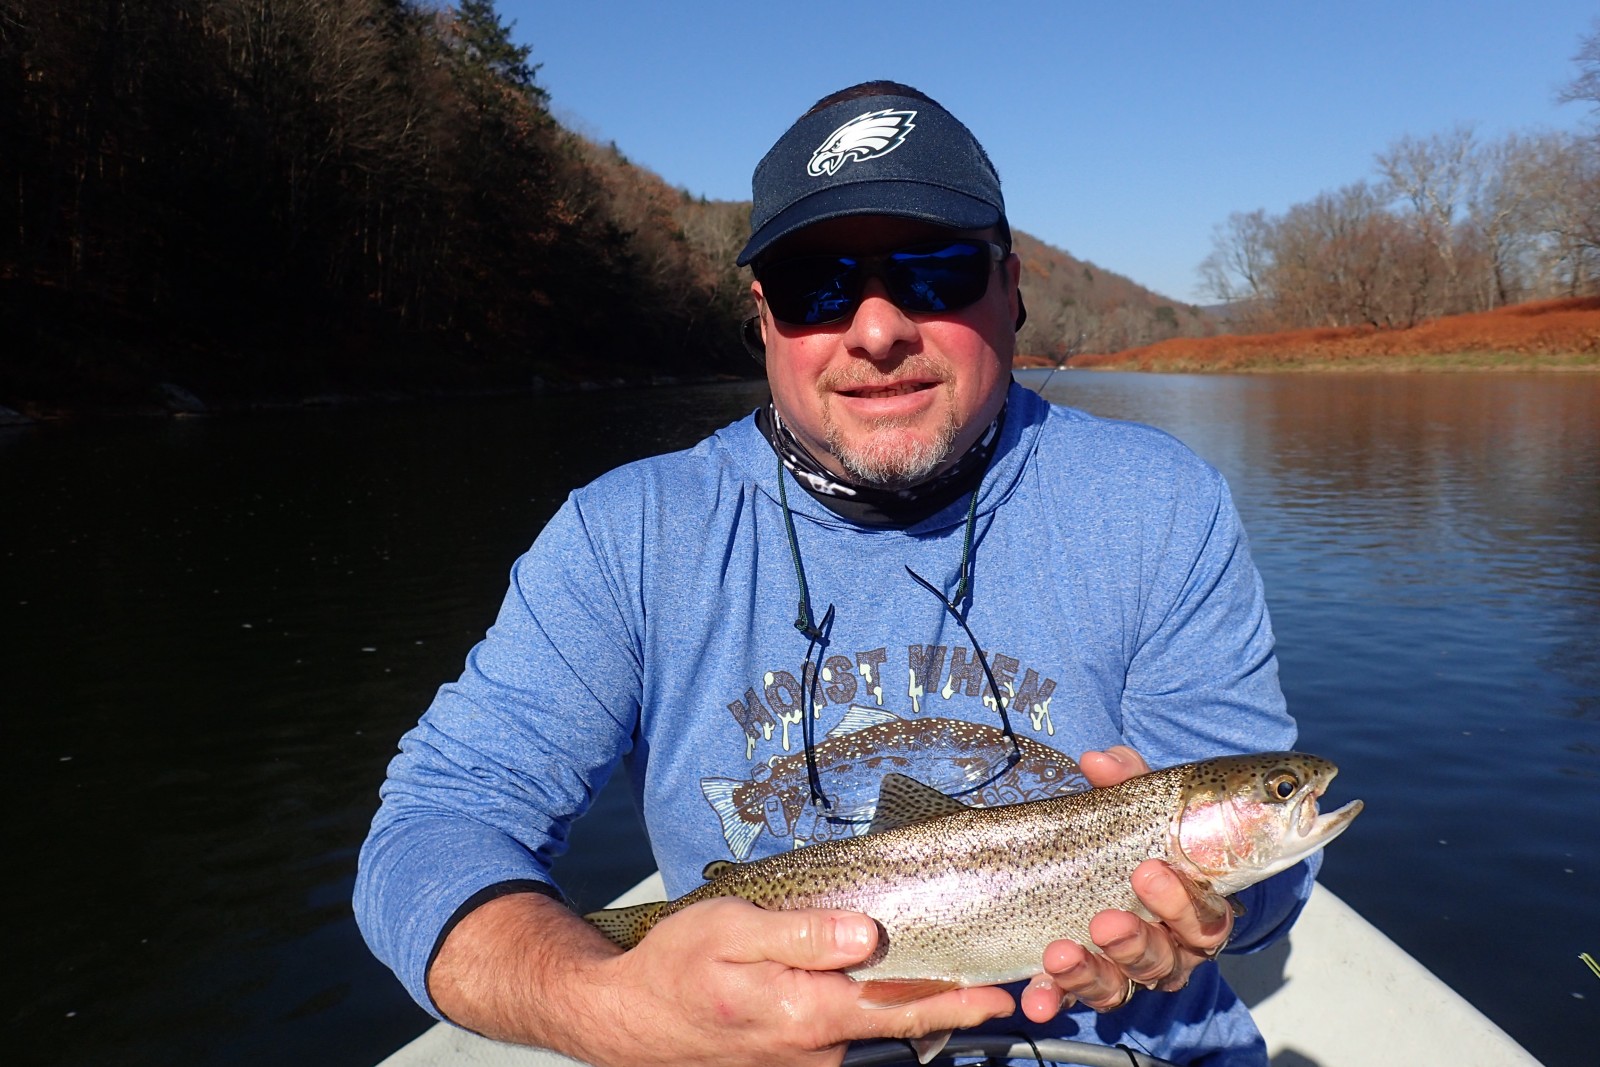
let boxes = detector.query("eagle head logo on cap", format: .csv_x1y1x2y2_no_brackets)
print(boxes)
807,109,917,177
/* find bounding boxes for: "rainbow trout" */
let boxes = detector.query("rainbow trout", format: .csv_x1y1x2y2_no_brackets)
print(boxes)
588,752,1360,1016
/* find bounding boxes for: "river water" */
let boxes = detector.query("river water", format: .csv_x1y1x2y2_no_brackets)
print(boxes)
5,372,1595,1067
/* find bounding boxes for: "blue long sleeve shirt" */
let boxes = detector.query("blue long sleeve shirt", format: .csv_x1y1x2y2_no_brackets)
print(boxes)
356,383,1315,1065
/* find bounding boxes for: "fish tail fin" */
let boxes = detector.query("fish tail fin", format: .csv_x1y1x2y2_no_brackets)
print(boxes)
699,776,762,861
583,901,668,950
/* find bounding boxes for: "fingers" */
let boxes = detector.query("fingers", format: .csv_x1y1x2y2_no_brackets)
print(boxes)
1031,936,1136,1018
1129,861,1233,962
679,899,1014,1042
1021,973,1068,1022
1028,860,1236,1021
854,984,1015,1042
1088,907,1181,992
1079,745,1151,788
690,898,880,971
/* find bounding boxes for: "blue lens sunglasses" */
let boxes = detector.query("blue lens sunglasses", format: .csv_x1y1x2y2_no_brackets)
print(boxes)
757,239,1007,327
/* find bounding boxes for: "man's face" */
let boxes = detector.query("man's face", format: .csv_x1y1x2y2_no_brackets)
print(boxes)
751,216,1021,487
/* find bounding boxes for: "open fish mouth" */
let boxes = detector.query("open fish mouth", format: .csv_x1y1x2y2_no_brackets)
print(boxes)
1294,785,1364,845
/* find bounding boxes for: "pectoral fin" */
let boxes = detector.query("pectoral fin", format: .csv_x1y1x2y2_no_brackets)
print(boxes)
855,978,962,1061
1174,874,1234,926
910,1029,953,1064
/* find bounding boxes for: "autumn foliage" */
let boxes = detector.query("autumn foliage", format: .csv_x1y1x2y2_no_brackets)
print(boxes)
1056,296,1600,372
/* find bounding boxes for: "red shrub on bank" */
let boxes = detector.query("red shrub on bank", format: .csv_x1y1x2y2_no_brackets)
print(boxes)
1048,297,1600,370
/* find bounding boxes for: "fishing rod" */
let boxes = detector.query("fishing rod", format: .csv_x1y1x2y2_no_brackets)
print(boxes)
1023,331,1086,398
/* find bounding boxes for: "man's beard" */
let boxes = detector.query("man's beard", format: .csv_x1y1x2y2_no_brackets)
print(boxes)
823,401,960,487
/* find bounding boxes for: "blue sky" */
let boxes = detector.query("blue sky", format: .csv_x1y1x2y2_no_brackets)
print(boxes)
495,1,1597,303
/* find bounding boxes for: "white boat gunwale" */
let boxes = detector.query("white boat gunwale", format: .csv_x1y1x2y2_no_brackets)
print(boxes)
375,877,1539,1067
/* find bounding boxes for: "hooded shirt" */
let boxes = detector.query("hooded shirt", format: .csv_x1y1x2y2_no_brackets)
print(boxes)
356,382,1314,1065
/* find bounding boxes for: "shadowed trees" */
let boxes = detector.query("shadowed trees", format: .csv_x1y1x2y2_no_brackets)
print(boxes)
1,0,750,407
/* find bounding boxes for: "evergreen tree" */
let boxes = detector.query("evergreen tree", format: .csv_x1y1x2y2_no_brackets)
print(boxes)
451,0,544,101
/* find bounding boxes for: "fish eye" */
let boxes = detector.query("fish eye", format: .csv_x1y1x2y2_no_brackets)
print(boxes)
1267,771,1299,800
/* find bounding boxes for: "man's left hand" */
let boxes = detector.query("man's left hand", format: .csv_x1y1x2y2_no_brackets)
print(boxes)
1019,746,1235,1022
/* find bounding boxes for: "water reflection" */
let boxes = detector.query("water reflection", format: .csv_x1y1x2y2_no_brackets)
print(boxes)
6,373,1596,1067
1031,371,1598,1067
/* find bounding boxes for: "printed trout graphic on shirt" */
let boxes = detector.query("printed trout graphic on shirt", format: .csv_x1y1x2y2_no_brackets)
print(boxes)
703,644,1085,860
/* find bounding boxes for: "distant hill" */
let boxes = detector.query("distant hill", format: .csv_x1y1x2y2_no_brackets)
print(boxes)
1008,231,1220,362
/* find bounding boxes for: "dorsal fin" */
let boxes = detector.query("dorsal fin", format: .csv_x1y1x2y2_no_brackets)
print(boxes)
826,704,901,739
867,773,970,834
701,859,740,881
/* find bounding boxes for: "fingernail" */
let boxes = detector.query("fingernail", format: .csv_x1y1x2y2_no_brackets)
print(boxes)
835,915,876,951
1144,867,1177,893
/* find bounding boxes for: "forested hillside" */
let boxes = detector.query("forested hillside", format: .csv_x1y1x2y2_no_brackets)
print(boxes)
0,0,1207,413
1,0,755,409
1013,231,1218,362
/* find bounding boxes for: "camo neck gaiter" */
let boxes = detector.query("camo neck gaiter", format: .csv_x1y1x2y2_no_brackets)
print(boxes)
757,400,1004,528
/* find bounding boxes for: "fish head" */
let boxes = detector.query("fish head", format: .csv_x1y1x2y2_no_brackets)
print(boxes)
1171,752,1363,894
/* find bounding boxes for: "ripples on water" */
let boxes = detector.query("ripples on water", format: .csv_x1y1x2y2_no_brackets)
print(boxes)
1032,371,1598,1067
4,373,1595,1066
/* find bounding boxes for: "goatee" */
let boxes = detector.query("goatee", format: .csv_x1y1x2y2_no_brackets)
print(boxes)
826,409,959,487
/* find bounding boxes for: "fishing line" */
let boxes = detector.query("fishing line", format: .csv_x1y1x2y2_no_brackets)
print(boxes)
1024,331,1085,400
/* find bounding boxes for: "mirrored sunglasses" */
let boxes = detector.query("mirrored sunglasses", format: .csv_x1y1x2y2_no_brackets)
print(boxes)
757,239,1005,327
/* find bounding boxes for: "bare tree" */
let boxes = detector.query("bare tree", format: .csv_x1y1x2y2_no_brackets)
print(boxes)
1557,17,1600,123
1198,209,1273,322
1376,125,1482,313
1516,132,1600,294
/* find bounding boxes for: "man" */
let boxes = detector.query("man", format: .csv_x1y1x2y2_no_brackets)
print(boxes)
356,81,1315,1066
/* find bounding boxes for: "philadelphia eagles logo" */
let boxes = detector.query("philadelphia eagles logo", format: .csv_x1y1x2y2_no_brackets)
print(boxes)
808,109,918,177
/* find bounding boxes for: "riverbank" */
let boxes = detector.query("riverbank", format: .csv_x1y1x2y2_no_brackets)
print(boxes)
10,296,1597,424
1019,295,1600,372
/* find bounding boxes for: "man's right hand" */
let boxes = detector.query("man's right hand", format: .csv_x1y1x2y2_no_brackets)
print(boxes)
429,891,1014,1067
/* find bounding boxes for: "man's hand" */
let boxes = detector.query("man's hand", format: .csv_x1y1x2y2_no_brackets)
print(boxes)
1019,746,1235,1023
430,891,1013,1067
